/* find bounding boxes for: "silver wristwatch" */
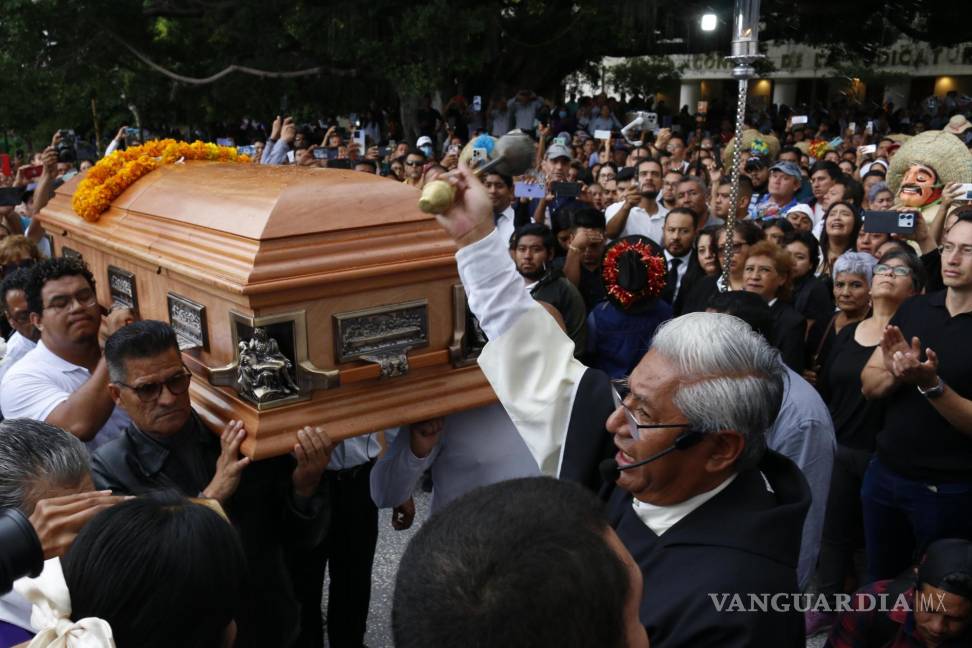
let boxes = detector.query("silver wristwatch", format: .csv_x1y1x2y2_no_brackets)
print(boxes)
917,377,946,399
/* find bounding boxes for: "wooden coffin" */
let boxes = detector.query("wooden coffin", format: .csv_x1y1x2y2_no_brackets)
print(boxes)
39,162,495,458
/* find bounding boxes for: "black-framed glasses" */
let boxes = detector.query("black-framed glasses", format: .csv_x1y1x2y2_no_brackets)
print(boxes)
116,370,192,403
610,379,692,441
873,263,913,277
43,288,98,312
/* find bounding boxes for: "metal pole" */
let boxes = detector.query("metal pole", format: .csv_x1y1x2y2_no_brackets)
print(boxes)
720,0,762,290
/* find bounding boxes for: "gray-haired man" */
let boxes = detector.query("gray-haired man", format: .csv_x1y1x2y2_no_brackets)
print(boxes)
430,167,811,648
0,419,122,643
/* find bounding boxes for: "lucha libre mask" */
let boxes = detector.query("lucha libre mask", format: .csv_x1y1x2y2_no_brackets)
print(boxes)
897,163,940,208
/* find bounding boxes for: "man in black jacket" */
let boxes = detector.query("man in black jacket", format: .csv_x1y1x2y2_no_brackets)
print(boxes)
91,321,333,648
430,167,811,647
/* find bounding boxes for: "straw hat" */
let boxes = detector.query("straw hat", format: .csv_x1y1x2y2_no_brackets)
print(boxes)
945,114,972,135
886,130,972,194
722,128,780,168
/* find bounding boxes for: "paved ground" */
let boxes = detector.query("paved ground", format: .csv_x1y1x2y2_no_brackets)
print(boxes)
322,487,830,648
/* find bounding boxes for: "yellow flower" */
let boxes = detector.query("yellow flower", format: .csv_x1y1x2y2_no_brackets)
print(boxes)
72,139,246,221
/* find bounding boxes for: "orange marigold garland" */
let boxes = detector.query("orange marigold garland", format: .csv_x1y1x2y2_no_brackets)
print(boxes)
71,139,251,222
601,240,667,308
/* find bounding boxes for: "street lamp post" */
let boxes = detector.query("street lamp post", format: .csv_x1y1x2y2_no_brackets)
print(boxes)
721,0,763,290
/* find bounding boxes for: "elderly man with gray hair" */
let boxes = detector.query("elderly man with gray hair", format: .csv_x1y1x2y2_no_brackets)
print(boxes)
0,418,123,644
431,167,811,647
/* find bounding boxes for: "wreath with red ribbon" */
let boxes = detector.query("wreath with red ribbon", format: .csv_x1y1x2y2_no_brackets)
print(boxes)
601,240,667,308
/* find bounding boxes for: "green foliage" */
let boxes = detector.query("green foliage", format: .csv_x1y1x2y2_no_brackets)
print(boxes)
608,56,680,97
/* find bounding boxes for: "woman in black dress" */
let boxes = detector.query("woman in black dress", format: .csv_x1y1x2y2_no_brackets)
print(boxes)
741,240,806,372
810,249,925,632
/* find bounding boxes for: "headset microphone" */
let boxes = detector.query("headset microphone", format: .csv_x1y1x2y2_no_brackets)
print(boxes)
598,430,704,484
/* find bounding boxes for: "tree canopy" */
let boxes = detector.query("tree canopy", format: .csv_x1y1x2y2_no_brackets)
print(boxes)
0,0,964,146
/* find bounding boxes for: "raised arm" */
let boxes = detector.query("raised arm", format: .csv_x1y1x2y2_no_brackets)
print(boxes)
438,167,586,475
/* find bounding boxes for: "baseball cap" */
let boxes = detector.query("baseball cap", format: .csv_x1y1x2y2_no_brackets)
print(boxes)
546,143,572,161
416,136,433,147
745,156,768,170
787,203,813,219
769,160,803,180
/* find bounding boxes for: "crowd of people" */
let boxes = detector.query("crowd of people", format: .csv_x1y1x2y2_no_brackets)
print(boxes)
1,87,972,648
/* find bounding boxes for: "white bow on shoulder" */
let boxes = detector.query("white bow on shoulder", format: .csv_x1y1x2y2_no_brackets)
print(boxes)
14,558,115,648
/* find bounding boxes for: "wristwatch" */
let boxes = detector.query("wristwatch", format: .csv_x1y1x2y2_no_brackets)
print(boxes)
917,377,946,399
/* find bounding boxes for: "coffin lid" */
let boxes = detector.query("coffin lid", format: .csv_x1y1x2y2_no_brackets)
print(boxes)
56,162,431,239
41,162,458,295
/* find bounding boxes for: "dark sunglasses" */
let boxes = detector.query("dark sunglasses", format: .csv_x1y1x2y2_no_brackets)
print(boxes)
116,370,192,403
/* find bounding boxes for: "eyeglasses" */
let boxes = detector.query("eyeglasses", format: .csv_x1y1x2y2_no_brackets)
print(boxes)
43,288,98,312
610,379,693,441
873,264,913,277
116,370,192,403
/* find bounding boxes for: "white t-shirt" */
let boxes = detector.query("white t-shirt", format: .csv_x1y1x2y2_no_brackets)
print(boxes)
0,331,37,394
605,201,669,245
0,340,130,451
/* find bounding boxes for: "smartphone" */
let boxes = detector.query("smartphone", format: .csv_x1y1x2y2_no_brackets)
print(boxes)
859,144,877,155
447,144,460,156
325,147,339,160
125,127,140,138
791,115,808,125
236,145,255,156
216,137,234,147
328,159,352,170
20,165,43,180
352,129,366,151
286,151,295,164
865,121,874,135
644,112,659,131
960,183,972,200
472,95,482,112
312,148,328,160
514,182,546,199
551,182,581,197
848,122,856,133
0,187,26,207
828,137,843,148
471,147,488,166
594,130,612,140
862,210,918,234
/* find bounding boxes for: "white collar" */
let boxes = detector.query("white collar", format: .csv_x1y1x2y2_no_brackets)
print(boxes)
664,249,691,263
632,474,737,535
35,340,90,375
768,297,778,307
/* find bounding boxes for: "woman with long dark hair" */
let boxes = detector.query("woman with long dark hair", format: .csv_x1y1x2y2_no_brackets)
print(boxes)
817,201,862,279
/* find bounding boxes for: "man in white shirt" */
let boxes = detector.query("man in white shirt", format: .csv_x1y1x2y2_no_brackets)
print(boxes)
1,258,134,451
483,171,516,246
0,268,40,389
604,159,668,244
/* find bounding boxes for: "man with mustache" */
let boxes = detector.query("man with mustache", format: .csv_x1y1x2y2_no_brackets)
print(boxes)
887,129,972,224
91,320,334,647
605,159,668,244
0,257,134,450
